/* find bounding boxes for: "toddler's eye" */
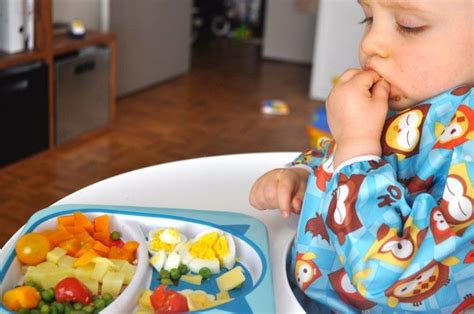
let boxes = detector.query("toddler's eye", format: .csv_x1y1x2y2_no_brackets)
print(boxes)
396,23,426,35
359,17,373,25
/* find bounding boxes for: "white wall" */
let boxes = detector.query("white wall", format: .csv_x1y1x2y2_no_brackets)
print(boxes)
309,0,364,100
262,0,316,64
110,0,192,97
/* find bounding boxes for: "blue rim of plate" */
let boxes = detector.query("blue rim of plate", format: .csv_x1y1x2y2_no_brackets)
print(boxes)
0,204,275,314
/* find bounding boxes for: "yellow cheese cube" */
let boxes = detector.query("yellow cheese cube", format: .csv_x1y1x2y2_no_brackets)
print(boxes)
216,290,230,300
215,266,245,292
139,290,153,309
180,274,203,286
46,247,67,264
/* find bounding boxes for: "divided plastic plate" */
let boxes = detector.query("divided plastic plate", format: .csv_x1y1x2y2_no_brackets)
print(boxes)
0,204,275,313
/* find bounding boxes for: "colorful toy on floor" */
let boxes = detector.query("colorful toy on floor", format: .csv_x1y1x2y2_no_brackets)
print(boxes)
306,106,332,150
261,99,289,115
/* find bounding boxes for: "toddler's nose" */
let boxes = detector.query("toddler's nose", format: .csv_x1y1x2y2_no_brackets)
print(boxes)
360,27,390,59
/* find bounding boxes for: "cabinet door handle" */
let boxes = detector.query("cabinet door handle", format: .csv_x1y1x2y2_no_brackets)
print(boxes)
74,61,96,75
0,80,29,94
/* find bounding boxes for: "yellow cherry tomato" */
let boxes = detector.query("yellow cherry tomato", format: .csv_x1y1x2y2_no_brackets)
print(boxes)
2,286,40,311
15,233,50,265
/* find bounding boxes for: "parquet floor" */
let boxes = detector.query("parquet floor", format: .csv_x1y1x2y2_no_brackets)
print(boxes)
0,39,323,246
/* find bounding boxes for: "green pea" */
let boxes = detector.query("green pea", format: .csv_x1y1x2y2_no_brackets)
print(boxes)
160,278,173,285
30,310,40,314
198,267,212,280
178,264,189,274
38,300,46,308
102,292,113,303
18,309,30,314
70,311,86,314
54,302,65,313
110,231,121,241
94,299,106,309
40,304,50,314
159,269,170,279
41,289,54,302
82,305,95,313
50,306,59,314
25,280,37,288
170,268,181,281
73,302,83,310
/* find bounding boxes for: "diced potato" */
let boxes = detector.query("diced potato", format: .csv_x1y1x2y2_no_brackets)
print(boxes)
80,278,99,295
109,258,127,270
24,266,45,285
36,261,58,272
57,255,77,269
180,274,202,286
215,266,245,292
101,271,125,297
92,257,119,271
120,261,136,285
135,306,154,314
91,260,111,282
46,247,67,264
74,264,95,281
138,290,153,309
216,290,230,300
40,268,74,289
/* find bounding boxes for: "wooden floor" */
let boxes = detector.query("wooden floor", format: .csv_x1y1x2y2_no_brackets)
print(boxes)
0,39,322,246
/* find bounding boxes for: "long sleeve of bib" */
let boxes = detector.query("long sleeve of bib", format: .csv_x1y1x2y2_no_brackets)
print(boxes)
291,85,473,313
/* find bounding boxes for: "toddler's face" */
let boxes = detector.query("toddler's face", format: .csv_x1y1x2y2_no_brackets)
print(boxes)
358,0,473,110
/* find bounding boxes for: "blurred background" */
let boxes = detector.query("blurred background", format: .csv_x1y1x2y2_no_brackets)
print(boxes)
0,0,364,245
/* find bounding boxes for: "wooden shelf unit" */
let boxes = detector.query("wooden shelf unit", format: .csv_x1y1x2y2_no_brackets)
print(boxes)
0,0,116,148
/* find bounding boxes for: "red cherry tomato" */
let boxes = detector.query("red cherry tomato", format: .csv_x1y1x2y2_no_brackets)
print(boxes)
54,277,93,304
150,285,189,313
109,239,125,247
15,233,50,265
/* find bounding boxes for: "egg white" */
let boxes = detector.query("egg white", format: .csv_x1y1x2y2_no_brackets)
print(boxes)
149,249,167,272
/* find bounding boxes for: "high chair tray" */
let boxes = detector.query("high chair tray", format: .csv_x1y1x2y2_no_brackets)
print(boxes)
0,204,275,313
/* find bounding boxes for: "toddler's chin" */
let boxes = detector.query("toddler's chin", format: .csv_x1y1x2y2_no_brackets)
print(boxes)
388,96,418,111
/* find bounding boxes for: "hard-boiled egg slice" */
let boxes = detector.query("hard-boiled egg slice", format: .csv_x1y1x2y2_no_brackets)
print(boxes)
148,228,187,255
213,232,236,270
160,228,186,244
181,228,223,274
164,252,181,271
149,249,167,272
189,257,220,274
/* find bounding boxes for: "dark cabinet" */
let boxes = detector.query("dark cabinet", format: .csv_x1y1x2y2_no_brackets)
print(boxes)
0,62,49,167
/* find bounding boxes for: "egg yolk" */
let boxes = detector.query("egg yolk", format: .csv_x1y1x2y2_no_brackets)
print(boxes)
149,230,175,252
161,228,180,241
213,236,228,261
189,232,221,260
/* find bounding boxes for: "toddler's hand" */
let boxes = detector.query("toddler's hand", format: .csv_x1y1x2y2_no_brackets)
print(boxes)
326,69,390,168
249,168,309,218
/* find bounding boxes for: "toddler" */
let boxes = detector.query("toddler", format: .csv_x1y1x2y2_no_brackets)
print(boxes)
250,0,473,312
